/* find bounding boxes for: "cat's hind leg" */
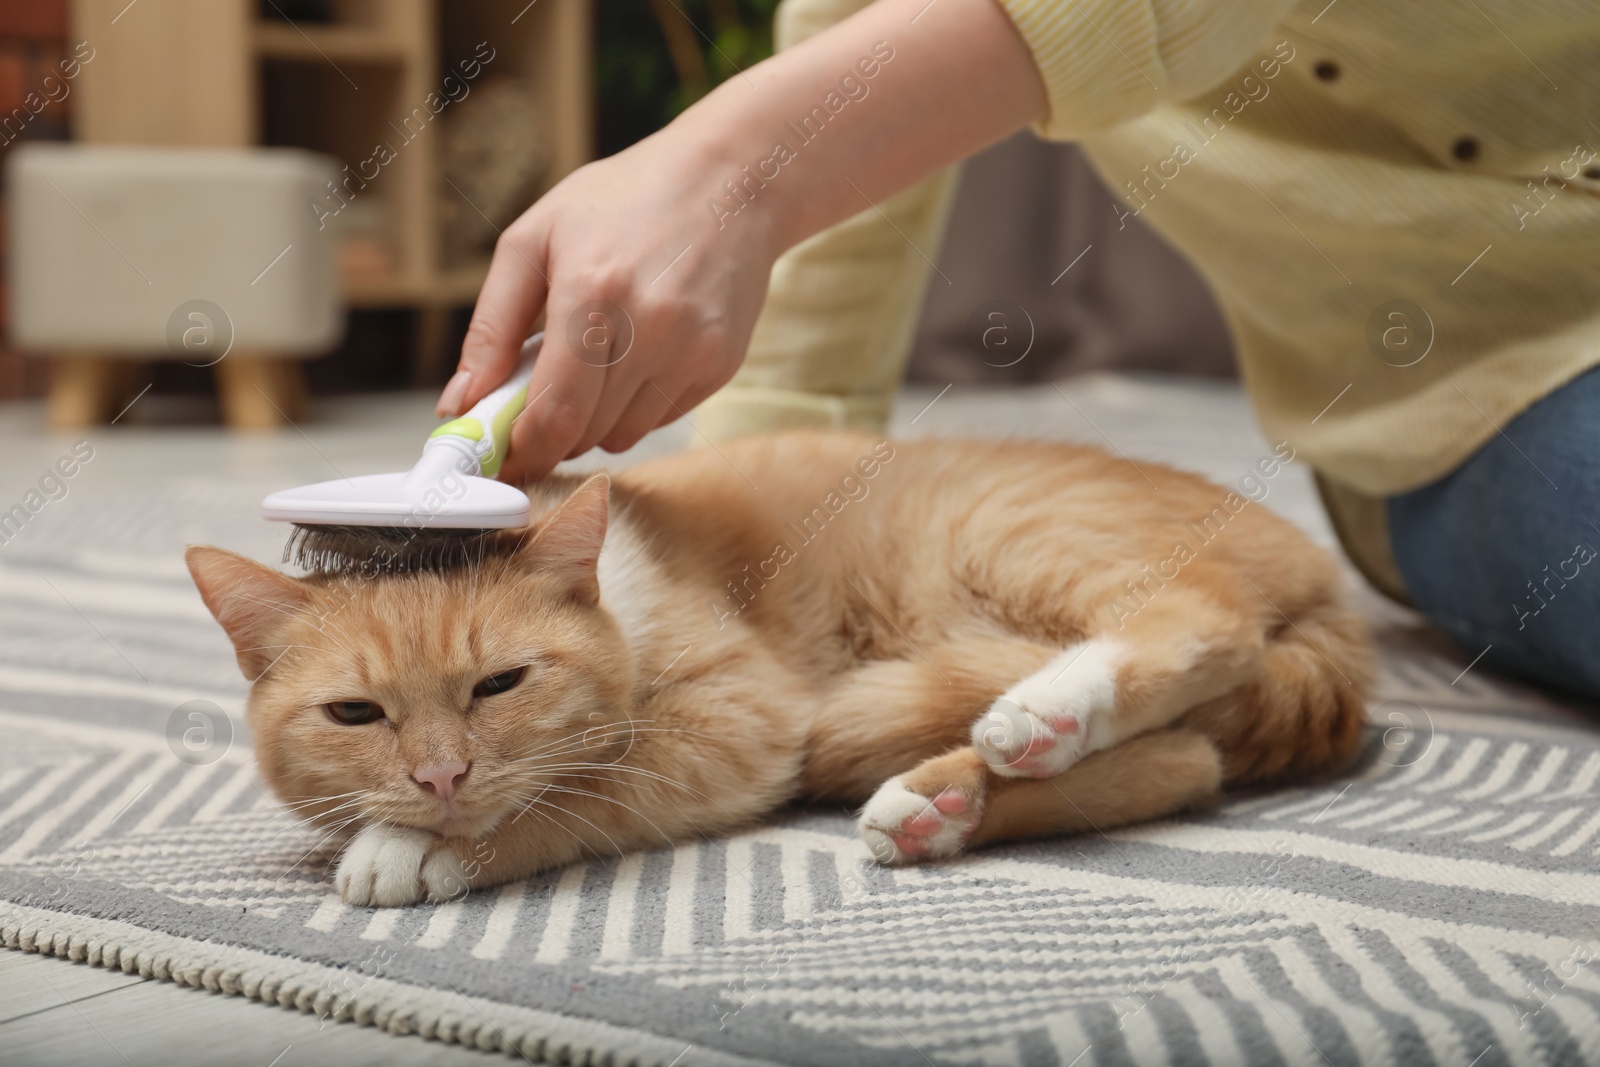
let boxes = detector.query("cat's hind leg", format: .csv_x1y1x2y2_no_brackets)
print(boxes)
860,730,1222,864
969,586,1264,779
800,636,1062,802
968,730,1222,848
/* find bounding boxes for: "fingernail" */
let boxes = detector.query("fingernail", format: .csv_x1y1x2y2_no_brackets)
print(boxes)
437,369,472,417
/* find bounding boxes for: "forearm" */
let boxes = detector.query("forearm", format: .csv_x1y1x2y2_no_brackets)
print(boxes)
665,0,1045,255
443,0,1044,476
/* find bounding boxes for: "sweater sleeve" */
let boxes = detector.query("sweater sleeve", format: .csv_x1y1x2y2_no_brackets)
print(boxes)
998,0,1299,138
698,0,1298,442
698,0,963,442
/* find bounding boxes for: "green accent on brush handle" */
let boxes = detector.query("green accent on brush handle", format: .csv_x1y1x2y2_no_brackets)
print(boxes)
429,417,484,442
479,383,528,479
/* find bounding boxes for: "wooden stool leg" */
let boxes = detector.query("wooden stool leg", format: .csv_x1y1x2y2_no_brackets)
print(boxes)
216,355,306,430
48,353,121,428
413,305,453,387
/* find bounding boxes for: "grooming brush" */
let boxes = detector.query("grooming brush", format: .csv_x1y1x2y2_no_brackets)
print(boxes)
264,333,544,574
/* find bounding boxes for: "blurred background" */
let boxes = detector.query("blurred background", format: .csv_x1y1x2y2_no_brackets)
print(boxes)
0,0,1232,429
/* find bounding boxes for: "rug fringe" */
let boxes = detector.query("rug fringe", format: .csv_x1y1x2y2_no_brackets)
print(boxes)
0,902,732,1067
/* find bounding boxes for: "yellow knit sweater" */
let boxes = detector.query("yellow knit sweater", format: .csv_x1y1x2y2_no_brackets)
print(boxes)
696,0,1600,500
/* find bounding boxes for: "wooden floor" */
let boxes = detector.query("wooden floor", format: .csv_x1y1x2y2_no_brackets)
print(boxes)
0,950,505,1066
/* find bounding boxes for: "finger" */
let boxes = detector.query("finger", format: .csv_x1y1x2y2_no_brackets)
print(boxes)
568,343,652,456
597,383,674,453
649,325,742,432
569,380,643,458
441,227,550,417
556,299,643,457
639,380,695,434
658,370,730,428
497,290,611,483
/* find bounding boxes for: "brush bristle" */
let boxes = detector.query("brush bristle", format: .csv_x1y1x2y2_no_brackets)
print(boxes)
283,524,522,575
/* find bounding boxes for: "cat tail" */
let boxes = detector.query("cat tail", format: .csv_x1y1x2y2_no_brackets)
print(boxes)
1185,594,1372,787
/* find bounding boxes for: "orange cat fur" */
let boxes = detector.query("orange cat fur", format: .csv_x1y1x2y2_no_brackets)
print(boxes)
187,432,1370,906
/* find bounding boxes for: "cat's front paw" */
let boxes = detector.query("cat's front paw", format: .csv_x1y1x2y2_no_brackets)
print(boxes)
334,823,470,907
860,777,981,865
970,642,1119,778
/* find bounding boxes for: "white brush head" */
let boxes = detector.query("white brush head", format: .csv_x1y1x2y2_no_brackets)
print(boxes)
263,437,531,529
263,339,539,573
261,471,531,528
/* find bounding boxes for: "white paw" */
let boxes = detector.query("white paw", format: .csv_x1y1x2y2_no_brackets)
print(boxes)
859,776,981,866
971,641,1121,778
334,823,471,907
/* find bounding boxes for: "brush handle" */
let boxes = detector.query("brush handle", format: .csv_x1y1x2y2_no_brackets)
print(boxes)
425,332,543,479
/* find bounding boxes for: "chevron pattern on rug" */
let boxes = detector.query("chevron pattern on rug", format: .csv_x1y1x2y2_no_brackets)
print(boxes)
3,381,1598,1066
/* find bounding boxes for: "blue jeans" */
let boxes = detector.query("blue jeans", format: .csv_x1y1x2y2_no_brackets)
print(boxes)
1388,367,1600,701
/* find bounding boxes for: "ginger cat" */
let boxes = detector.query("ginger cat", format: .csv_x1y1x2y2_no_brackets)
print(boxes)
187,432,1370,907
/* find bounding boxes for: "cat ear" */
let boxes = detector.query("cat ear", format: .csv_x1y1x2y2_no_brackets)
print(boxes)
521,473,610,604
185,545,310,680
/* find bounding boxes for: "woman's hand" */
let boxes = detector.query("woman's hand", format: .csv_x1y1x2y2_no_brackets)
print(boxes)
437,127,780,485
439,0,1046,483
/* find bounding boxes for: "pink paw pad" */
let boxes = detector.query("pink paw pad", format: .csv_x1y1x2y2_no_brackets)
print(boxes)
891,833,929,856
1006,755,1049,776
860,780,982,865
898,788,970,839
972,699,1092,779
1020,735,1057,757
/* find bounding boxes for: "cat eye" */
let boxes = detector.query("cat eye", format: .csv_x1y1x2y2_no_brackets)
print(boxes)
472,667,526,700
325,700,385,726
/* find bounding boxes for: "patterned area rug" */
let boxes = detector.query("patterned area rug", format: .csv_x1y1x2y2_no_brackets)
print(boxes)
2,378,1598,1066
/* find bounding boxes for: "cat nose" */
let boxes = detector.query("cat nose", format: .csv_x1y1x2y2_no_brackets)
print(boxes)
413,761,470,802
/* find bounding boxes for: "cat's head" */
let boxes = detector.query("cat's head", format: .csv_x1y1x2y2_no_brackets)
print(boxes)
186,474,632,840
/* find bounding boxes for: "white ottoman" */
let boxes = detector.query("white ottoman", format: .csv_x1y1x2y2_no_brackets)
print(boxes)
7,144,342,428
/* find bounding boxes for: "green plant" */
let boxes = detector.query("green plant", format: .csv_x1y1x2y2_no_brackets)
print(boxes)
596,0,780,157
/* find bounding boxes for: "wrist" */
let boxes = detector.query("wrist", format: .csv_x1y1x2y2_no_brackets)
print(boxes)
666,90,803,261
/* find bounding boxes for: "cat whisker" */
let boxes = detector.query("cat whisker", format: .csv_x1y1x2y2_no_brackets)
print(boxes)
266,791,399,884
300,802,371,827
234,795,371,855
509,759,689,784
273,816,362,886
509,719,665,760
504,794,597,857
274,789,367,813
507,716,701,755
503,724,721,768
275,797,369,824
511,790,629,858
523,783,678,848
274,797,414,886
499,762,710,802
277,800,364,819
